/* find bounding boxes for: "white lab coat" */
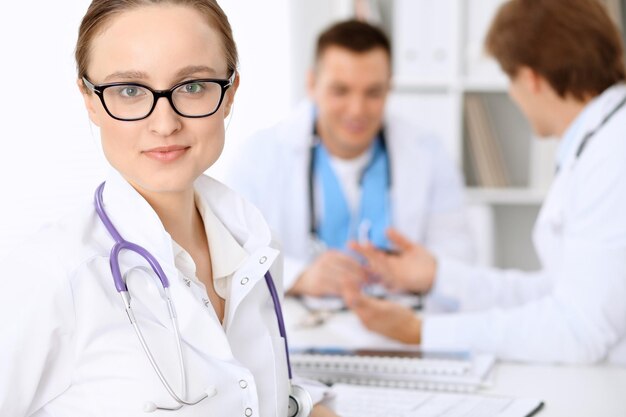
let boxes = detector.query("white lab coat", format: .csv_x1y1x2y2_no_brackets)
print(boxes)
226,101,473,291
423,84,626,365
0,170,323,416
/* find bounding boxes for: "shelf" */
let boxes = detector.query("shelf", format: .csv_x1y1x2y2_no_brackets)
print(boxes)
392,78,509,94
461,79,508,93
392,78,452,93
465,187,547,205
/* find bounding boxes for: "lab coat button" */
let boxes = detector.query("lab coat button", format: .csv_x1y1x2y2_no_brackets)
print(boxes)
259,256,267,264
203,298,210,307
245,408,253,416
183,278,191,287
239,379,248,389
240,277,249,285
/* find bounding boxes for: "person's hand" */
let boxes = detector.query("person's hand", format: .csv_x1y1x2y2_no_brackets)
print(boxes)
341,279,422,344
289,250,367,297
311,403,340,417
349,228,437,294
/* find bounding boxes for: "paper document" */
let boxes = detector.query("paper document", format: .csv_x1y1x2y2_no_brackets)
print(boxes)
332,383,544,417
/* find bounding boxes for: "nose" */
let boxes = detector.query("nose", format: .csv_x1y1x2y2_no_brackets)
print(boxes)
147,97,182,137
346,94,367,118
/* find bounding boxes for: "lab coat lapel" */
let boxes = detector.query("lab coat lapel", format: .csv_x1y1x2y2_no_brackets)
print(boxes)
100,172,231,359
99,170,178,330
225,246,279,328
192,175,279,340
122,257,231,362
282,101,315,258
385,116,429,240
168,268,235,360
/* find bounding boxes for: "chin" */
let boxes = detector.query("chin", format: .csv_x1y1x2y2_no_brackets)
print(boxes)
129,173,197,196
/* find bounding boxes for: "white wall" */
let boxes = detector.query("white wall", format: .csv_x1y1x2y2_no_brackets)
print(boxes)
0,1,292,256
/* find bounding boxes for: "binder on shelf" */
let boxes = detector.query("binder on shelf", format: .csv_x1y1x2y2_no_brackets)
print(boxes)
464,94,509,187
393,0,455,82
290,347,495,392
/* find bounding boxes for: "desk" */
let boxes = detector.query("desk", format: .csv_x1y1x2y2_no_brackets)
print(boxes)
284,298,626,417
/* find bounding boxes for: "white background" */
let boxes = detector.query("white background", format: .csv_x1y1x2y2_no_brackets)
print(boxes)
0,0,295,256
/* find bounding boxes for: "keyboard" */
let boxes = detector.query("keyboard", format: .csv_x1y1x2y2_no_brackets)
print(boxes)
332,383,543,417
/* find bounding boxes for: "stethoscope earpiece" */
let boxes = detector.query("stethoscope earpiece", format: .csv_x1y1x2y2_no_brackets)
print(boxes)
143,401,158,413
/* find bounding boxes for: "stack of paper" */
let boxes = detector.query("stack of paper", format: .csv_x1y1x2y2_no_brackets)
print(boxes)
291,347,495,392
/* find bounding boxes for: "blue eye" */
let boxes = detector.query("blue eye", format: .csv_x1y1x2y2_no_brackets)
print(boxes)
117,86,146,98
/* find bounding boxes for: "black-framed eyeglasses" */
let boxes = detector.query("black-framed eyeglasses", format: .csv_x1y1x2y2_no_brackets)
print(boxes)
82,72,236,121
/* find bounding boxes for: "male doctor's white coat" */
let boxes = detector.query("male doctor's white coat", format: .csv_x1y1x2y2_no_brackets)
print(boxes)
226,101,474,291
0,171,325,416
422,84,626,364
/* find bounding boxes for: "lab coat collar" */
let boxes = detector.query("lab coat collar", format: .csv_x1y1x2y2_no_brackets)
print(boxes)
557,83,626,172
100,168,274,261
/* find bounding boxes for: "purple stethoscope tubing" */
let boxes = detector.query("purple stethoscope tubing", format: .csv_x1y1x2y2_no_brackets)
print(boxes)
94,181,295,406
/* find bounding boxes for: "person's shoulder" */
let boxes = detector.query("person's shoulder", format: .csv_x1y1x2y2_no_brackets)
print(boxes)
247,100,313,149
8,201,105,272
385,113,448,155
581,85,626,170
3,201,108,289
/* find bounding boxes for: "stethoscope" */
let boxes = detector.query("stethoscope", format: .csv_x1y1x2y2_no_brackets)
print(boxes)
94,182,312,416
307,124,392,255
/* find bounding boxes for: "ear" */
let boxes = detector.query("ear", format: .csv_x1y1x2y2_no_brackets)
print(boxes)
223,72,240,118
517,66,544,94
77,78,102,127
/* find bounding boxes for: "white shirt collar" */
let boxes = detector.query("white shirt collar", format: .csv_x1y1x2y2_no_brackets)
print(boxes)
171,193,248,296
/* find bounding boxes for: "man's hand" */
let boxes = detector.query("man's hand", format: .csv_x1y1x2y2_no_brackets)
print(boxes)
290,250,367,297
341,278,422,345
349,228,437,294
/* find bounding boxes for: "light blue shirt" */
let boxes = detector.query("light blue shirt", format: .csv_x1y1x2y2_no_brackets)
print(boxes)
555,103,593,170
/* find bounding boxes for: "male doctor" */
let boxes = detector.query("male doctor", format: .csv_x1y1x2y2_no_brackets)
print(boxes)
227,20,473,300
344,0,626,363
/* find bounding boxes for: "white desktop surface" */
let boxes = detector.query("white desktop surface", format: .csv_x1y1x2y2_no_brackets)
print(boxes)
284,297,626,417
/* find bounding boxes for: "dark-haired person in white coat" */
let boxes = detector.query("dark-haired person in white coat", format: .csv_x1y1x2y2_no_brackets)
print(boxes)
227,20,473,315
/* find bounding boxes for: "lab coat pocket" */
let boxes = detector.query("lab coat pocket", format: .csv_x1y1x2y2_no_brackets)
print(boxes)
269,335,290,417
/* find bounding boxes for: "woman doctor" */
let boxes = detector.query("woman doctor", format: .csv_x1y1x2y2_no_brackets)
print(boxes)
0,1,335,416
343,0,626,363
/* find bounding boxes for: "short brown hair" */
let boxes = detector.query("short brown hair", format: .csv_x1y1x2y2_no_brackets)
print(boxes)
75,0,238,82
315,19,391,62
485,0,625,100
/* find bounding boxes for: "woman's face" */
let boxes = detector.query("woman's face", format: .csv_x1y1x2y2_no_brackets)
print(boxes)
81,4,237,195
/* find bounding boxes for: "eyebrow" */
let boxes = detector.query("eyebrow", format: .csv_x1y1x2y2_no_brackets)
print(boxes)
102,66,219,83
103,70,148,82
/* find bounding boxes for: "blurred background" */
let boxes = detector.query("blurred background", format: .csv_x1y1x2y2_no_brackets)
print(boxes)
0,0,624,269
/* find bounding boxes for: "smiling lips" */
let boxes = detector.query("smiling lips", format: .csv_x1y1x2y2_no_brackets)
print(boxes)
143,145,190,162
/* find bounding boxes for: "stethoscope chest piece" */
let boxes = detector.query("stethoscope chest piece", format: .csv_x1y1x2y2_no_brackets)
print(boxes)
288,384,313,417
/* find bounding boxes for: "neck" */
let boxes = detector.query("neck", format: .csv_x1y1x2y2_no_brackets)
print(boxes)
135,185,205,249
552,97,592,138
